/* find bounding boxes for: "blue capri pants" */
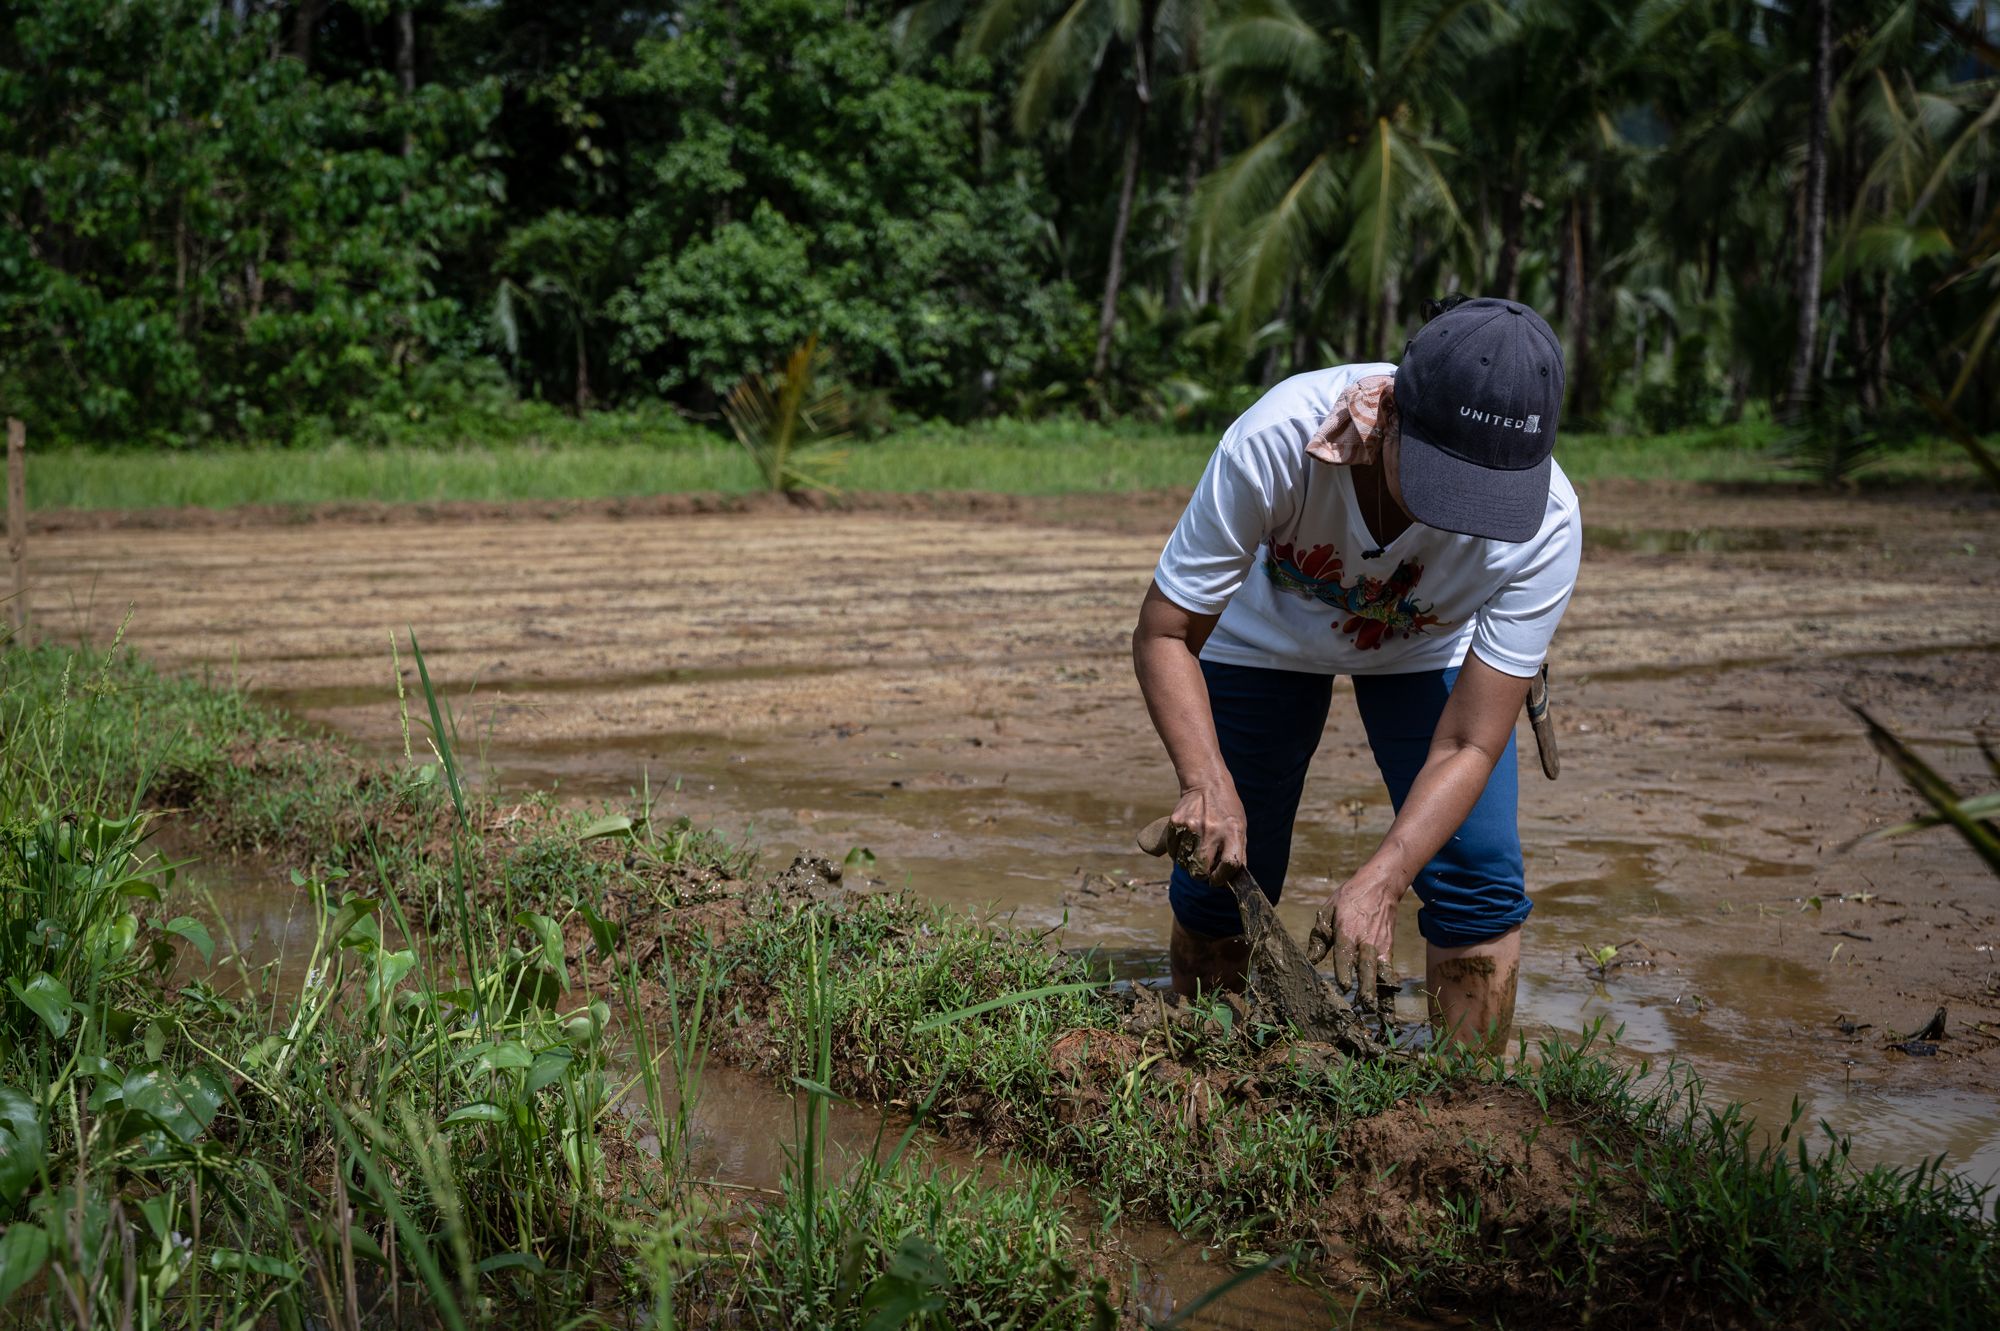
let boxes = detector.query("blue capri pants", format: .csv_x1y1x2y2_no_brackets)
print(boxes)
1167,660,1528,949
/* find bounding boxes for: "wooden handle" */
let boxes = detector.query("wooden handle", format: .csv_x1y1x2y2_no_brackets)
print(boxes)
1136,816,1175,858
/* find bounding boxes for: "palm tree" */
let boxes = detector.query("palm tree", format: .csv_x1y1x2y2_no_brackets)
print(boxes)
956,0,1178,383
1195,0,1487,363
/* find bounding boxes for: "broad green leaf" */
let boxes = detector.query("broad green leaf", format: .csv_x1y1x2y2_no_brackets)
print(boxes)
0,1222,49,1307
0,1087,46,1205
117,1066,225,1146
443,1102,507,1126
366,949,417,1011
328,897,380,949
8,973,74,1039
163,916,215,965
526,1048,574,1096
459,1040,533,1076
859,1234,948,1330
144,1021,167,1063
115,877,161,902
843,846,877,872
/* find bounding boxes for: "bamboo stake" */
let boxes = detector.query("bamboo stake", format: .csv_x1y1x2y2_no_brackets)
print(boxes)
6,417,23,637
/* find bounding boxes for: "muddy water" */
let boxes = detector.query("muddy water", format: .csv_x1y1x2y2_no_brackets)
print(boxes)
446,729,2000,1194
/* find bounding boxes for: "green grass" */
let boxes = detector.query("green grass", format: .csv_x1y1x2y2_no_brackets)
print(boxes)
0,641,1098,1330
30,412,1992,513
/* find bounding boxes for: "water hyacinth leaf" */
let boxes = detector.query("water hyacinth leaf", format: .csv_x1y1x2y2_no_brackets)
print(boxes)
115,876,161,901
328,897,380,949
163,916,215,964
515,912,569,989
0,1222,49,1308
0,1087,46,1205
443,1102,508,1126
526,1048,573,1095
366,949,417,1010
576,814,636,842
121,1065,226,1144
8,972,74,1039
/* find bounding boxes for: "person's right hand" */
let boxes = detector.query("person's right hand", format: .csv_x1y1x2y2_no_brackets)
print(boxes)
1166,781,1247,884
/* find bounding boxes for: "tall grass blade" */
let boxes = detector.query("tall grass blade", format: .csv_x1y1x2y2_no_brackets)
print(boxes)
910,981,1106,1033
1848,703,2000,875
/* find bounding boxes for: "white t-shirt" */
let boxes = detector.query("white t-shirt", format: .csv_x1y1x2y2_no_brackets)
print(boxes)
1153,362,1581,678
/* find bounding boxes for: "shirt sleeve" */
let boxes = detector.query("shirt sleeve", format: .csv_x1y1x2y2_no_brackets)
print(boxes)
1468,502,1582,677
1152,426,1301,616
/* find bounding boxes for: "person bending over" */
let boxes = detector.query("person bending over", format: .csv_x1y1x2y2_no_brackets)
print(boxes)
1132,297,1580,1050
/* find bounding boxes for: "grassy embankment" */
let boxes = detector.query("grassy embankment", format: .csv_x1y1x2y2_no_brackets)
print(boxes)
29,410,1991,513
3,639,1997,1327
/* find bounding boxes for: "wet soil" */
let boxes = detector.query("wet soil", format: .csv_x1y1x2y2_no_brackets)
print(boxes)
37,482,2000,1185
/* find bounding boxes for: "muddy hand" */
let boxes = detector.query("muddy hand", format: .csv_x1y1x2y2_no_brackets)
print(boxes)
1136,795,1244,884
1307,879,1397,1012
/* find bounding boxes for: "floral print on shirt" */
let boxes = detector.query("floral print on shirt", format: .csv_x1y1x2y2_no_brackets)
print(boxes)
1263,540,1447,650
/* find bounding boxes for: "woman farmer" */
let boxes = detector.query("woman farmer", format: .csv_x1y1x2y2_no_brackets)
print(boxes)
1132,297,1580,1050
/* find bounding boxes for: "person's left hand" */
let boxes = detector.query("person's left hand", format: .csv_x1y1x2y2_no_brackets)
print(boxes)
1307,872,1403,1010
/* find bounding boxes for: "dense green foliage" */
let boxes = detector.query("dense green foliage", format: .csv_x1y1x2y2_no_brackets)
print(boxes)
1,0,1993,451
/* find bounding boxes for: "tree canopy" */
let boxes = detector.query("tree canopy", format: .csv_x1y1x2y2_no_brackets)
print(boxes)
0,0,1994,447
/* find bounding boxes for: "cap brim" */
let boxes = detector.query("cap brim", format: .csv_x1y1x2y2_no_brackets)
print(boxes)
1398,425,1551,543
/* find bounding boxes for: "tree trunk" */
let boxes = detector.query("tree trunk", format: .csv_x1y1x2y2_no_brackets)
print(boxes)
1494,188,1524,300
1565,196,1596,420
292,0,327,65
1166,89,1215,314
1093,4,1155,384
1784,0,1832,417
1094,110,1145,382
575,328,591,417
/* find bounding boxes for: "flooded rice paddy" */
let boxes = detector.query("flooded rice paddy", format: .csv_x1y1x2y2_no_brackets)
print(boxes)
38,484,2000,1203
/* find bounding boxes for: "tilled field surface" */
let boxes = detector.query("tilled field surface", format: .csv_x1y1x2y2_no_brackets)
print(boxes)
33,483,2000,1178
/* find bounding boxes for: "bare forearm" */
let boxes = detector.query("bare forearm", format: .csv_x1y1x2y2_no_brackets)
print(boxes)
1133,633,1228,791
1354,743,1502,893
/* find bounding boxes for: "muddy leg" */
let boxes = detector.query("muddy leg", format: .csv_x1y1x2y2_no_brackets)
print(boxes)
1170,919,1249,998
1425,926,1521,1053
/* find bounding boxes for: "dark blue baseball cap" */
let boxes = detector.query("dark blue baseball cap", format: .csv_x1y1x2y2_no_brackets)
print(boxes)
1393,297,1565,543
